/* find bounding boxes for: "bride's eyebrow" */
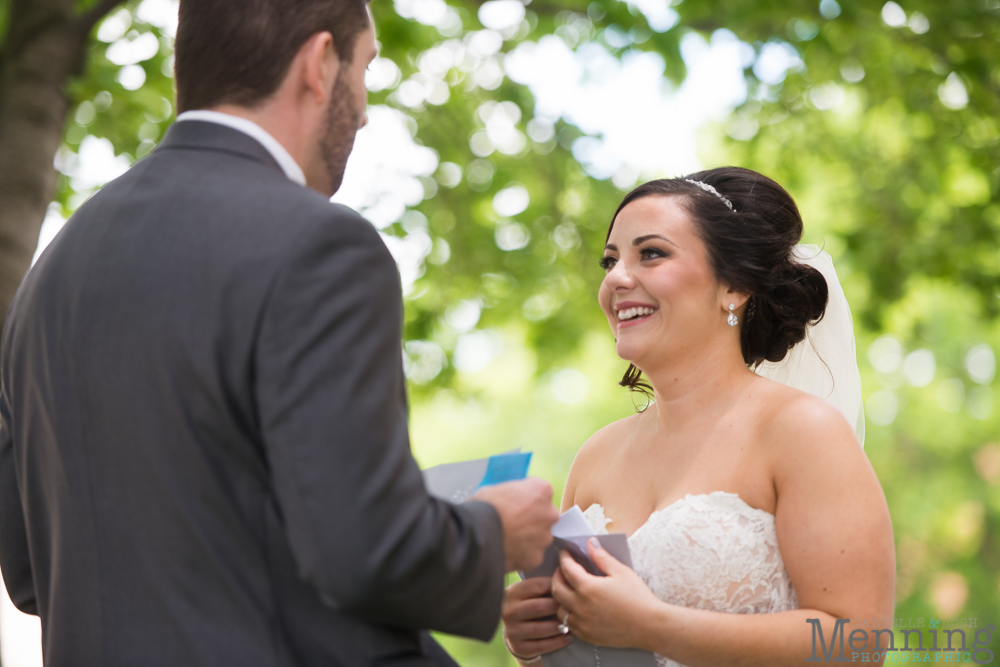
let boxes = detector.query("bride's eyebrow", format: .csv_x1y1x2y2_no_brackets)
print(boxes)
604,243,618,252
633,234,677,248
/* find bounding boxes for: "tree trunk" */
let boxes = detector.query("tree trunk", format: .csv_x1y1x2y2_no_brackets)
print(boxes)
0,0,122,659
0,0,120,341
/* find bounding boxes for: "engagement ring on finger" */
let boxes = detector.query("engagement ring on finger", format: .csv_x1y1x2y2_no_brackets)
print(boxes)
558,611,571,634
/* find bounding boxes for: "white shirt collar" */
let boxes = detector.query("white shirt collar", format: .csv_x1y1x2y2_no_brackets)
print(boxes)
175,110,306,186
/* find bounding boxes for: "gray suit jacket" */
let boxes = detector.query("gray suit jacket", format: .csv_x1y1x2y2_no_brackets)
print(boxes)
0,121,505,666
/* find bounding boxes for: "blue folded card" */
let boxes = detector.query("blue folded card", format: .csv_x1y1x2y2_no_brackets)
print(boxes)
422,451,532,503
480,451,532,487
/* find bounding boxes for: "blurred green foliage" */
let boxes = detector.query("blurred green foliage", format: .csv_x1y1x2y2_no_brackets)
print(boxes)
39,0,1000,663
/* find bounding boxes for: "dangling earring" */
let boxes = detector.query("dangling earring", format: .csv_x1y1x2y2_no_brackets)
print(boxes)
727,303,738,327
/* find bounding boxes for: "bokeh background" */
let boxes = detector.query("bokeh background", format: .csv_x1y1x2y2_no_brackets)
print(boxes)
1,0,999,664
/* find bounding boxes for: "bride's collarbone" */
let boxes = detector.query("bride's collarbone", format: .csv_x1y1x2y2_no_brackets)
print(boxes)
610,426,763,473
580,440,777,530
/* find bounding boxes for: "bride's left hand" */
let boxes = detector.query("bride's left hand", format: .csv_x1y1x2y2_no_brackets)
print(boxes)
550,537,664,649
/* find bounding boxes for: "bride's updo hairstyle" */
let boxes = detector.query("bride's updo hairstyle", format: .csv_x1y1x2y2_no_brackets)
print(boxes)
609,166,829,393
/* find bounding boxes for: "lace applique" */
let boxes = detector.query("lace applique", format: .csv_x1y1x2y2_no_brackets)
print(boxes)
581,504,611,535
582,491,799,667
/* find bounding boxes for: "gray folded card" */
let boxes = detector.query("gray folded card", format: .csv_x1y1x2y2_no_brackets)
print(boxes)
542,638,658,667
517,510,657,667
520,535,657,667
521,534,632,579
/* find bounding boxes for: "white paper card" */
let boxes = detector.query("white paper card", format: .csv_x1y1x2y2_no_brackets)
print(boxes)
551,505,596,539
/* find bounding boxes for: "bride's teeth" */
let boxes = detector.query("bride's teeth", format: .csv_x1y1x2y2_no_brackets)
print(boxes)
618,306,655,321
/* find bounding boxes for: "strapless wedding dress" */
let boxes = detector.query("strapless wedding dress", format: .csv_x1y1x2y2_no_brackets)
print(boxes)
582,491,799,667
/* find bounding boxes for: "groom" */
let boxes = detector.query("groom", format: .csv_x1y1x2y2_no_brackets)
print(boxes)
0,0,558,665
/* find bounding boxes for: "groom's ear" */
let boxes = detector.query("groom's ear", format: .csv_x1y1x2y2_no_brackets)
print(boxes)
297,31,342,106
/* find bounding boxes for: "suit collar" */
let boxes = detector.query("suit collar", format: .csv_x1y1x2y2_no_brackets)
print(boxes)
174,112,306,185
157,120,290,179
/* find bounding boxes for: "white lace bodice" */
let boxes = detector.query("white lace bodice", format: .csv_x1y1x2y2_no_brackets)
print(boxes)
582,491,799,667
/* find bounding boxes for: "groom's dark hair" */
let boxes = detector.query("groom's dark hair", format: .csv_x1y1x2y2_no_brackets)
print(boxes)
174,0,371,113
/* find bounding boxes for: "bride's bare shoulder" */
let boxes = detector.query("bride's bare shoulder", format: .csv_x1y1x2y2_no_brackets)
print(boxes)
561,413,641,510
577,413,640,461
752,377,865,472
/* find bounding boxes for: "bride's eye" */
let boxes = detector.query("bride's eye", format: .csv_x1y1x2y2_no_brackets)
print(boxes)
640,247,667,260
599,255,617,270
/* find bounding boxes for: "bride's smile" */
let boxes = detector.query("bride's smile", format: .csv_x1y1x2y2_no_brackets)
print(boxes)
612,302,657,327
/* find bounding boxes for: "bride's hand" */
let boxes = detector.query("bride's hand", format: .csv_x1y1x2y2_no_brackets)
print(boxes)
550,537,663,649
502,577,574,660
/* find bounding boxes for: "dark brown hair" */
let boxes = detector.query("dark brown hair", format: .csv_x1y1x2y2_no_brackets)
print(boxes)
609,167,829,395
174,0,371,113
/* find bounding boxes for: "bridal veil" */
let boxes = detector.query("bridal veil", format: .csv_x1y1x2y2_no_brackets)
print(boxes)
753,245,866,447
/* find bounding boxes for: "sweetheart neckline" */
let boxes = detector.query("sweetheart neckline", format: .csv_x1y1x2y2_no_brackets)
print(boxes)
585,490,776,540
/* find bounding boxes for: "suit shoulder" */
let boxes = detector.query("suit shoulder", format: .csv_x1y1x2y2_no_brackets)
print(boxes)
281,196,392,265
137,143,384,248
270,187,384,244
316,200,384,243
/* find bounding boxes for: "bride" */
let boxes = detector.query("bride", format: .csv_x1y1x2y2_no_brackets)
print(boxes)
501,167,896,666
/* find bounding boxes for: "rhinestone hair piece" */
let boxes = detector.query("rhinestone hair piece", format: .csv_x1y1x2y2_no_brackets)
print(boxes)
685,179,736,212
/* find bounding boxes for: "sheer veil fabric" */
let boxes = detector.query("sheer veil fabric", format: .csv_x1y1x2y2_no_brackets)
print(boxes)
753,245,865,447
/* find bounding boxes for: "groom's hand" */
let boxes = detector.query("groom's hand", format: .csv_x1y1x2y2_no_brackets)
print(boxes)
473,478,558,572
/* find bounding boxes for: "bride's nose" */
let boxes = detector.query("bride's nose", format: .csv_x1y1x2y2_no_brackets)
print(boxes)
603,259,637,291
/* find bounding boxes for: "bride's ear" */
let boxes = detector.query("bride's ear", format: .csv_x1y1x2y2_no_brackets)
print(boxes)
719,285,750,313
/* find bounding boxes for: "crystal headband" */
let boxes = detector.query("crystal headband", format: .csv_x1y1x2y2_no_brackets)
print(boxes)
685,179,735,212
